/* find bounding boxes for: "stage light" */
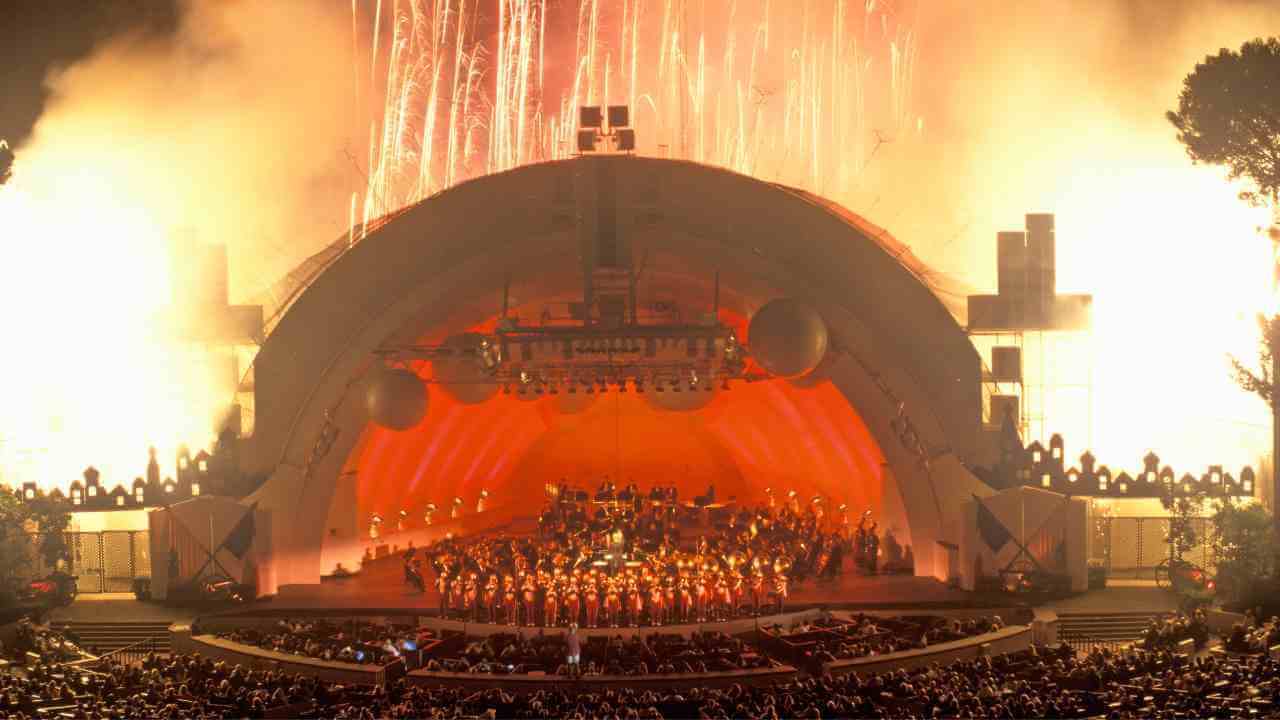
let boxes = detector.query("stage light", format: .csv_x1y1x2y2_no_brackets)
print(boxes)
1041,473,1051,488
22,483,36,500
452,496,463,519
191,481,200,496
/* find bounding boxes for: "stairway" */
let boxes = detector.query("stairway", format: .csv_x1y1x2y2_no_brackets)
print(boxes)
1057,611,1168,646
52,621,172,656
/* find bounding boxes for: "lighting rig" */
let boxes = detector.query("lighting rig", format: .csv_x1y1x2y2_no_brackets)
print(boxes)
372,105,768,396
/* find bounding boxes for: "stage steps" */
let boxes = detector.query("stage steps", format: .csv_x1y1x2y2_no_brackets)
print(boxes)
1057,611,1169,645
52,621,172,656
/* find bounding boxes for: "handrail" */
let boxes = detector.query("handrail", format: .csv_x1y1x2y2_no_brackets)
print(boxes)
91,636,162,669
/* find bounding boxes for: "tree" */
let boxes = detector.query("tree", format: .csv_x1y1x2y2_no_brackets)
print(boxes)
1209,499,1279,609
0,492,71,606
1232,315,1280,409
1171,38,1280,530
1159,482,1205,565
0,140,12,186
1167,37,1280,213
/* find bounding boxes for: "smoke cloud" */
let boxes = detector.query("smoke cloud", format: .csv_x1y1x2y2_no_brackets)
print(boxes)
4,0,1280,491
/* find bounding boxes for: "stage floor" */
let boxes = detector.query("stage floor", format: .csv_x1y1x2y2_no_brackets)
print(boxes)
257,553,984,615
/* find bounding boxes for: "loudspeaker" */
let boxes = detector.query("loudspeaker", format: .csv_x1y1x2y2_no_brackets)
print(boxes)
989,395,1020,427
991,347,1022,382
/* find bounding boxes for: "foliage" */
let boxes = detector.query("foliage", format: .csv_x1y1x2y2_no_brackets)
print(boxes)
1159,484,1205,563
0,492,71,606
1231,314,1280,409
0,140,11,186
1208,499,1279,608
1167,37,1280,211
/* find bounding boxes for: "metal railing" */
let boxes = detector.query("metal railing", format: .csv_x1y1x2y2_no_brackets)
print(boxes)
90,636,163,669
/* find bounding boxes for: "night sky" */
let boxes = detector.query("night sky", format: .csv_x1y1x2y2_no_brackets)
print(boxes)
0,0,180,146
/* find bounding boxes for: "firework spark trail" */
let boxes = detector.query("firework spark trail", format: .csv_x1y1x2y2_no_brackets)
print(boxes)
352,0,920,236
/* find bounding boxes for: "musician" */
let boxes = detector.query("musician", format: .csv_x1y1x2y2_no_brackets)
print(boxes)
694,572,709,623
677,576,693,624
404,555,423,593
484,574,500,622
750,566,766,615
585,573,600,628
503,575,518,626
730,570,745,617
544,573,560,627
565,576,581,628
715,572,732,621
604,576,622,628
521,572,538,627
773,570,789,614
625,575,641,628
464,573,479,620
649,577,666,626
865,522,880,574
435,572,451,617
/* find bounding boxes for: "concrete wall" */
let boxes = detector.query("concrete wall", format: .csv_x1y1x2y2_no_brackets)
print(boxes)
406,665,800,692
178,631,388,685
823,625,1033,677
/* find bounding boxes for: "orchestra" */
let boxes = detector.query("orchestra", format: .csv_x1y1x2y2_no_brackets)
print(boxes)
410,478,876,627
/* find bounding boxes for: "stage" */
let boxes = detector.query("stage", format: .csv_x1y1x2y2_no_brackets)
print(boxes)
248,551,991,617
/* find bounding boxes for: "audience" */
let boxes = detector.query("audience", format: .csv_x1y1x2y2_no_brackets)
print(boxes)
217,618,431,666
15,608,1280,719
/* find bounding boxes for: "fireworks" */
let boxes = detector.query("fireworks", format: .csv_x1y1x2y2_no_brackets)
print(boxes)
352,0,921,238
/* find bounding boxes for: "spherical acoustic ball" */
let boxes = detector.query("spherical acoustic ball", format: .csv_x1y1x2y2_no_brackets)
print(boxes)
747,299,829,378
366,368,429,430
436,333,499,404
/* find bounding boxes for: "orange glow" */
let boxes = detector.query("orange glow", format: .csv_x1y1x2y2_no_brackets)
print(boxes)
353,377,884,524
352,317,884,523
